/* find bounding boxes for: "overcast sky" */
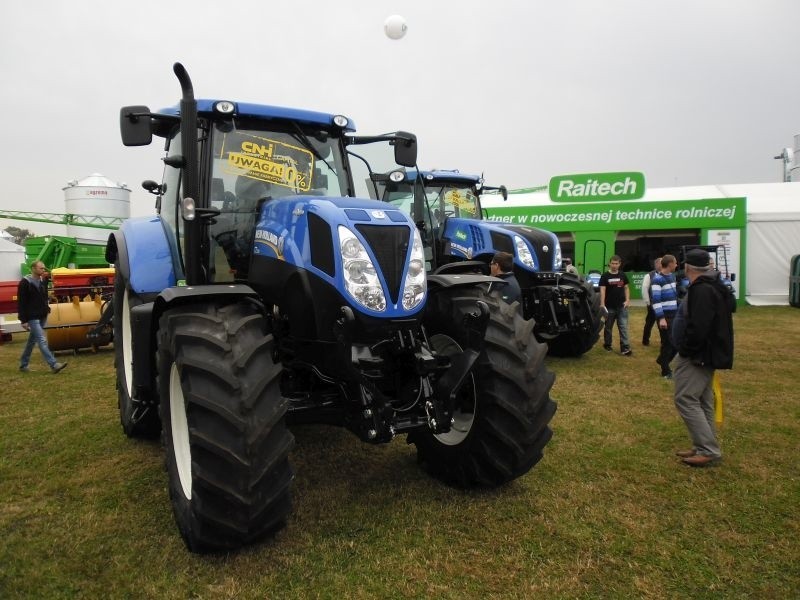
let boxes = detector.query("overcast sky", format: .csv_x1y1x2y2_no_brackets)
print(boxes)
1,0,798,232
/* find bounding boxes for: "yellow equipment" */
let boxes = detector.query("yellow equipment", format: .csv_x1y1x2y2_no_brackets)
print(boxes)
45,295,112,351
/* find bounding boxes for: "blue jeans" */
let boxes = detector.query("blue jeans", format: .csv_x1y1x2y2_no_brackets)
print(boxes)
604,307,630,350
20,318,57,368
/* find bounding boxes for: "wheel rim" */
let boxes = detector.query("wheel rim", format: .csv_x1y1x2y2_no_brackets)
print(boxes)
121,289,134,397
169,363,192,499
430,334,477,446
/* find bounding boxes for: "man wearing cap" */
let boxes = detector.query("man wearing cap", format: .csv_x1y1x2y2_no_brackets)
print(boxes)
670,249,734,467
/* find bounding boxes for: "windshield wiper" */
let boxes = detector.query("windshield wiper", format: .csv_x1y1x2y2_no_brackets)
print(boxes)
289,123,337,175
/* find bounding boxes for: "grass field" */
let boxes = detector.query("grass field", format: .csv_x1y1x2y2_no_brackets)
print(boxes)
1,306,798,599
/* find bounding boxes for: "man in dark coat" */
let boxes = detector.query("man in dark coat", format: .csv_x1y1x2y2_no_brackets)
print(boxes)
489,251,522,305
18,261,67,373
670,249,733,467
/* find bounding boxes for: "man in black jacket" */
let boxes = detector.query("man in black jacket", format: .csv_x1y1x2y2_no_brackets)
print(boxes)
18,261,67,374
670,249,733,467
490,251,522,306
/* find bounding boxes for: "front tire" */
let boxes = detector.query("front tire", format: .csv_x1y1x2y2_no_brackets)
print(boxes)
410,286,557,487
544,279,602,357
157,301,294,553
113,265,160,438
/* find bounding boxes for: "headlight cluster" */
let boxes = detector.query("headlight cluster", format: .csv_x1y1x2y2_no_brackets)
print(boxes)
339,226,386,312
514,235,535,269
401,228,426,310
338,225,426,313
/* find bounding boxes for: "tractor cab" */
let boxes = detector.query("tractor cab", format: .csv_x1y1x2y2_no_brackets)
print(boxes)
674,244,737,300
366,169,506,271
122,97,416,287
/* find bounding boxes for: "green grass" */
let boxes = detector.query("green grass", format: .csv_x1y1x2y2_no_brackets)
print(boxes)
1,306,799,598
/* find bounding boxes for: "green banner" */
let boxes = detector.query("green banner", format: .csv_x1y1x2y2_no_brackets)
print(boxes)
486,197,747,231
549,172,645,202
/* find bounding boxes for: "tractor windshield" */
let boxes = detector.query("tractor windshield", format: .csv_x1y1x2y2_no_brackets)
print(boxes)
208,122,348,204
426,184,480,220
378,179,482,233
205,122,349,281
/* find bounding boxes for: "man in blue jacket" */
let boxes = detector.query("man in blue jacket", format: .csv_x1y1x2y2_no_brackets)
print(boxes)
651,254,679,378
670,249,734,467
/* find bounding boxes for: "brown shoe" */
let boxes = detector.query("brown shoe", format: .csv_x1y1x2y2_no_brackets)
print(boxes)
682,454,721,467
675,449,696,458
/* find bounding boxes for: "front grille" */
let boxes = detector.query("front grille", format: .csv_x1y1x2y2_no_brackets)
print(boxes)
355,224,409,304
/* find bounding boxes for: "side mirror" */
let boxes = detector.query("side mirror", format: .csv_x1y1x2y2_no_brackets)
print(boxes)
120,105,153,146
142,180,165,195
393,131,417,167
499,185,508,201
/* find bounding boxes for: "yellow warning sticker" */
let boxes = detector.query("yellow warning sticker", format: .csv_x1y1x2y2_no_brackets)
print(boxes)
444,190,477,216
220,133,314,192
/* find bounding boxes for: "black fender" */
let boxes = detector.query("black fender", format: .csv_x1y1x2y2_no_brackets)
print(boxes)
432,260,488,276
427,273,503,290
131,284,261,394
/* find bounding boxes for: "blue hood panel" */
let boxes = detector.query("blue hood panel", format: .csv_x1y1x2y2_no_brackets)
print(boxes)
254,196,423,318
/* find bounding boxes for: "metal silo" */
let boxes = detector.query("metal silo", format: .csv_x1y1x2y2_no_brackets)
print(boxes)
62,173,131,243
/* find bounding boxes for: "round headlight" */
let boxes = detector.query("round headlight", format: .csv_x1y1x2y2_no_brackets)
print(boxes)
341,238,362,258
214,101,235,114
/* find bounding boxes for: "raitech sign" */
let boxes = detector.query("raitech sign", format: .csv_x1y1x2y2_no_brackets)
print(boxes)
549,172,645,202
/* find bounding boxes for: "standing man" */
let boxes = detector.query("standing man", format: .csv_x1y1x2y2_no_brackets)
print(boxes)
489,251,521,305
599,255,632,355
18,261,67,374
671,249,734,467
651,254,679,379
641,257,661,346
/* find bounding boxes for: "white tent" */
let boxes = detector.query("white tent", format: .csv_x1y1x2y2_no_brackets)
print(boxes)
0,236,25,281
646,182,800,304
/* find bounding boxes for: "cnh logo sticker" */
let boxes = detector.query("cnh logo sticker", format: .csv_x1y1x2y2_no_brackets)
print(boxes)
549,172,645,202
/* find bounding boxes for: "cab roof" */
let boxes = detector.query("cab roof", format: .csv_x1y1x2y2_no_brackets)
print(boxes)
406,169,481,184
157,99,357,132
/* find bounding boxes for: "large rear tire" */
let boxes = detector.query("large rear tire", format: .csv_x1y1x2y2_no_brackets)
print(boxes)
157,301,294,553
544,279,602,357
113,265,160,438
410,287,557,487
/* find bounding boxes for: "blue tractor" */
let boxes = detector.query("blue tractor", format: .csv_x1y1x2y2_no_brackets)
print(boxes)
108,64,556,552
366,170,602,357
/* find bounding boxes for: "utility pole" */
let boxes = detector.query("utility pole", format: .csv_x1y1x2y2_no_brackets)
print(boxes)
774,147,794,182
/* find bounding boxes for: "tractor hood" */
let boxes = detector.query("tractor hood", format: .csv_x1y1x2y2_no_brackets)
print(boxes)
442,218,560,272
254,195,425,318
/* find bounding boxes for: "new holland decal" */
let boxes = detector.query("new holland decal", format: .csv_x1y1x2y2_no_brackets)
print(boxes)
254,228,285,258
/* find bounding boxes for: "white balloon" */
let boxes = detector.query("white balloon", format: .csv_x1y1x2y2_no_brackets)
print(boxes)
384,15,408,40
